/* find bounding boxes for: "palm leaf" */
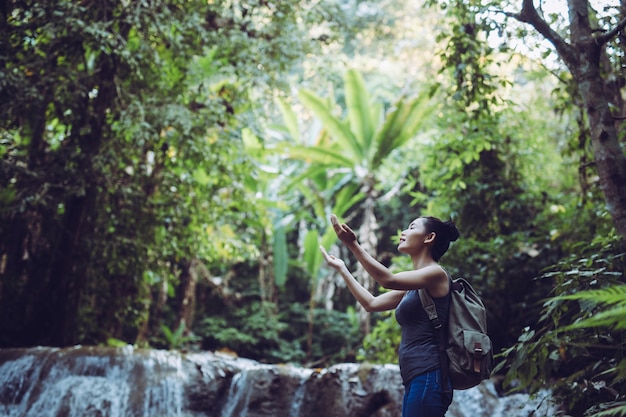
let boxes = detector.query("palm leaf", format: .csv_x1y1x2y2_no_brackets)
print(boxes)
345,69,374,157
276,97,301,142
333,182,365,218
371,93,434,169
281,143,355,167
283,164,332,195
298,89,362,159
296,180,327,219
303,229,321,278
272,224,288,287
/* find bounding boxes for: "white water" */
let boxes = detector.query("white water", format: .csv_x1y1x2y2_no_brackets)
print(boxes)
219,371,251,417
0,347,188,417
0,347,556,417
287,369,312,417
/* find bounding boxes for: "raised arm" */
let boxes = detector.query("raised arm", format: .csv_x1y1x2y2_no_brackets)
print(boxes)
319,246,405,312
330,215,447,293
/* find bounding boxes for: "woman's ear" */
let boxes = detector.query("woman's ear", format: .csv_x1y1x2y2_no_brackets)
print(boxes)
424,232,436,244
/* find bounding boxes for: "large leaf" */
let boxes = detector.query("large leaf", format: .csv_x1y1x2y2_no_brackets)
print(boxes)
296,180,327,219
345,69,374,157
391,93,436,149
283,164,335,194
276,97,301,143
305,228,340,284
281,143,355,167
371,93,434,169
298,89,362,159
303,229,321,278
333,182,365,218
272,224,288,287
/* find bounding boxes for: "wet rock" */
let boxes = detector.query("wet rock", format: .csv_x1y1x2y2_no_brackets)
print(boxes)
0,347,556,417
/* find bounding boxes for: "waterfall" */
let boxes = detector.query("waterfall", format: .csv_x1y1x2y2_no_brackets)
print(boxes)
220,371,251,417
0,347,556,417
0,346,188,417
287,369,311,417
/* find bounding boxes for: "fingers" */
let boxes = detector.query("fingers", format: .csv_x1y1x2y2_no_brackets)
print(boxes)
319,246,335,266
330,214,346,233
330,214,341,232
329,214,357,244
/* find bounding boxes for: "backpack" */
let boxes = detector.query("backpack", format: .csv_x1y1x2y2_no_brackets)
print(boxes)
419,277,493,391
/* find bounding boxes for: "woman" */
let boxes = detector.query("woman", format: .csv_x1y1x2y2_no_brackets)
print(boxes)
319,213,460,417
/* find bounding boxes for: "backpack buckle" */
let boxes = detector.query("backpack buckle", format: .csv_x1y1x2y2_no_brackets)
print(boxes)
473,343,483,373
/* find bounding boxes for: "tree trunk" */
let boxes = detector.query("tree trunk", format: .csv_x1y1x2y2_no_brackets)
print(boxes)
47,191,97,346
355,194,379,335
516,0,626,238
574,53,626,237
176,258,199,335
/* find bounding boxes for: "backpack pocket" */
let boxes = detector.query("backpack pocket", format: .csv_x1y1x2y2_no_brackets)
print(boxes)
447,330,493,389
462,330,492,374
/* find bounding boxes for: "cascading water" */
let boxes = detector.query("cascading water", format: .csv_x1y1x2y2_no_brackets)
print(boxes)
0,346,556,417
287,370,311,417
219,370,252,417
0,347,190,417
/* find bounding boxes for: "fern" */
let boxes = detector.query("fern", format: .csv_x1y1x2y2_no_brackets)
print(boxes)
585,401,626,417
554,285,626,331
498,233,626,416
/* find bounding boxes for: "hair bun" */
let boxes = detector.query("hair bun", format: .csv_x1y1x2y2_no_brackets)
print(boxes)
444,220,460,242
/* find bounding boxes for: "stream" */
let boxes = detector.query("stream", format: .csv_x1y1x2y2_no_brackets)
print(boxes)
0,346,556,417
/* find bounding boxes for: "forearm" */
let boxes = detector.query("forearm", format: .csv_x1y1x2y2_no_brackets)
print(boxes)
336,265,376,311
345,242,395,287
337,264,405,312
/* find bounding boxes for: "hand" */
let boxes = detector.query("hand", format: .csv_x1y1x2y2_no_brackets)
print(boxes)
330,214,357,245
319,246,346,271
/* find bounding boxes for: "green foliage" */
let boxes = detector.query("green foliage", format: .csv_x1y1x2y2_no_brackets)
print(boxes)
356,255,412,363
497,232,626,416
198,302,303,363
0,0,356,348
555,286,626,332
3,11,626,417
357,310,401,364
302,228,337,285
158,322,200,351
414,1,541,242
292,69,435,174
427,1,503,113
280,303,363,365
196,301,361,365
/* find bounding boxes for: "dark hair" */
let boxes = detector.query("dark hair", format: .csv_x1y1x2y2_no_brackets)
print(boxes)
421,216,460,262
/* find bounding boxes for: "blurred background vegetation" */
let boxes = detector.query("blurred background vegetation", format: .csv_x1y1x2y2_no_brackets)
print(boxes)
1,1,625,416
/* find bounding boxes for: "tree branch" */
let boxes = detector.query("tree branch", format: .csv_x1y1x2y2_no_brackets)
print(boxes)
512,0,578,66
595,16,626,46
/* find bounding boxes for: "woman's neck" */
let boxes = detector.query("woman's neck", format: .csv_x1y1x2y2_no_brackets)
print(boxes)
411,252,437,270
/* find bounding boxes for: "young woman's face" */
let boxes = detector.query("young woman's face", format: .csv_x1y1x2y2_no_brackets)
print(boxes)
398,218,429,254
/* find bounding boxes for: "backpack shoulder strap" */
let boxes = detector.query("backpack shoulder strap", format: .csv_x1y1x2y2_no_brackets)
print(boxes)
418,288,441,328
419,274,452,392
418,269,452,329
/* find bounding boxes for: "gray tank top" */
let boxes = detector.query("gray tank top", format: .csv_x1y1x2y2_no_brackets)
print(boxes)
395,286,450,386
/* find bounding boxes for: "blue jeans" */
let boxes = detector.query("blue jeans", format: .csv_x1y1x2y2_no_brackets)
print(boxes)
402,368,453,417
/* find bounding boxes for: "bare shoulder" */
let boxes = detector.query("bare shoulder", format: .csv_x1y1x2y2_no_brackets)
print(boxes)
427,265,450,298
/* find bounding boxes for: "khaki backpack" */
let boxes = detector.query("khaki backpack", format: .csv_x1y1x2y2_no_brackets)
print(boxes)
419,277,493,391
